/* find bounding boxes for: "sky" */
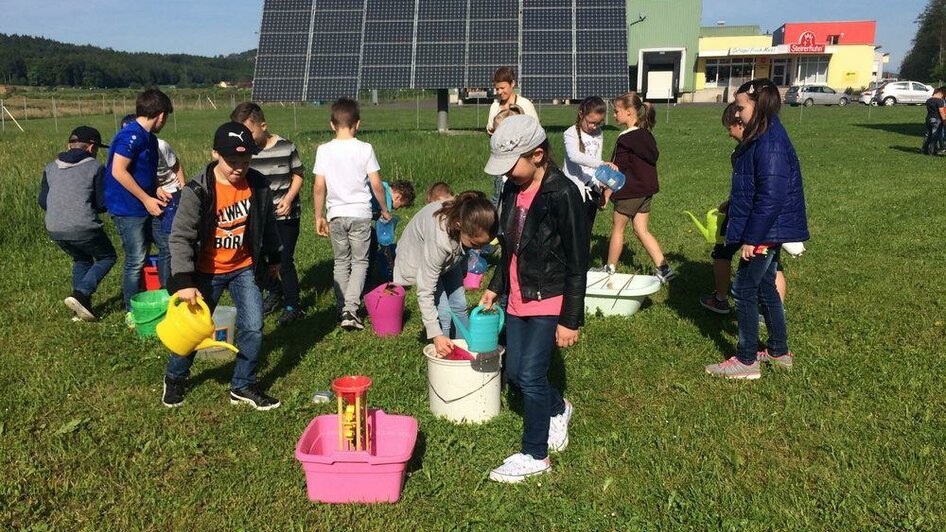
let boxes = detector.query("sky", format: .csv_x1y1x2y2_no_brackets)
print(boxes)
0,0,927,71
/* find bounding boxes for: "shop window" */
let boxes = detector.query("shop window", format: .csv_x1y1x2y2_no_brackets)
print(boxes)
772,59,792,86
796,56,829,85
704,58,755,88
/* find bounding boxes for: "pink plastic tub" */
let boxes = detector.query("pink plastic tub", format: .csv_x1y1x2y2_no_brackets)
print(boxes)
463,271,484,290
364,283,406,337
295,410,418,503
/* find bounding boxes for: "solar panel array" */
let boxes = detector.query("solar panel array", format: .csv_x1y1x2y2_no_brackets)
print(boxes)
253,0,628,101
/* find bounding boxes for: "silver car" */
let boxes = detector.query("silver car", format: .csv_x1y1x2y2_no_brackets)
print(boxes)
785,85,850,107
873,80,934,106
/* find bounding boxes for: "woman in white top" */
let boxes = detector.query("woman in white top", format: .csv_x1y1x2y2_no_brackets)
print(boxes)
562,97,616,229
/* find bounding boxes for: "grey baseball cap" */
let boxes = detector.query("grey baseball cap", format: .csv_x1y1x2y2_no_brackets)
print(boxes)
483,114,547,176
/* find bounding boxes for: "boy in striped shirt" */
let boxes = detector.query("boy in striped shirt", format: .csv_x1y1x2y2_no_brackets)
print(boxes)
232,103,306,326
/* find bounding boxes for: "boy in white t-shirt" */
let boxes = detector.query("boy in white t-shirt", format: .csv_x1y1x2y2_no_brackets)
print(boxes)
313,98,391,331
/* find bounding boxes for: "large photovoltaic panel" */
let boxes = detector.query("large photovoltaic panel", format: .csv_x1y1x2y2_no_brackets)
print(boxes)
253,0,627,101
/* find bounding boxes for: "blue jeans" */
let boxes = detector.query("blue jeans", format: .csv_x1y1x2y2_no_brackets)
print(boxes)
112,214,169,311
491,175,505,207
731,248,788,364
436,265,468,339
54,230,117,296
923,119,942,155
165,266,264,390
504,314,566,460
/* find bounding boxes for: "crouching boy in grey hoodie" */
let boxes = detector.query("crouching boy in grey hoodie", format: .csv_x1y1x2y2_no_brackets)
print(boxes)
39,126,117,321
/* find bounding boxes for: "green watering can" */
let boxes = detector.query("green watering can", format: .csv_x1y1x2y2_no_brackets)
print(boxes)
684,209,726,244
450,305,505,353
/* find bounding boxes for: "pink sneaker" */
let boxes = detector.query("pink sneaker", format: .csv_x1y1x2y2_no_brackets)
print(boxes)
756,349,794,369
705,356,761,380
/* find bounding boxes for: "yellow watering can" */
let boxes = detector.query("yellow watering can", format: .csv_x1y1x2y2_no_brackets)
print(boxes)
157,294,239,356
684,208,726,244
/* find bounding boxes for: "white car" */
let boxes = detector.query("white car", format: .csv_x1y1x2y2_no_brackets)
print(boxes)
873,81,934,106
859,81,885,105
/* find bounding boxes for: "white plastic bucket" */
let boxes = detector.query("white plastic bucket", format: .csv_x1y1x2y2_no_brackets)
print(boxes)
196,305,237,360
585,272,661,317
423,339,503,424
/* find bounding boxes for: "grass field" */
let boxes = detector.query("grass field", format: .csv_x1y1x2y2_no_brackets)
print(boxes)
1,100,944,530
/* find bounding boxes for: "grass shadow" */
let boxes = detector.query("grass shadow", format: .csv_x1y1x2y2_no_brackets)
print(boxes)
258,305,339,389
299,259,334,310
855,123,925,136
663,252,737,355
889,145,925,155
406,430,427,475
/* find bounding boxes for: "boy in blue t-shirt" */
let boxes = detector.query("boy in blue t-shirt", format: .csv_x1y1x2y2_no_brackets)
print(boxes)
368,180,414,284
104,88,173,326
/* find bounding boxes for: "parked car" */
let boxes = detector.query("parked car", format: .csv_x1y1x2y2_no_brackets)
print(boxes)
785,85,850,107
872,80,934,106
859,81,888,105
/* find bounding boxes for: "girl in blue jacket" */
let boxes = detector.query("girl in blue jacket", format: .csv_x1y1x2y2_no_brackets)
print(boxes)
705,79,809,380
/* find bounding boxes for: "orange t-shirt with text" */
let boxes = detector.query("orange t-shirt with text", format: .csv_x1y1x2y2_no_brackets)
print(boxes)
197,179,254,274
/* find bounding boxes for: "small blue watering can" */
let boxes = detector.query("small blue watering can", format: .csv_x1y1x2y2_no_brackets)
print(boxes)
450,305,505,353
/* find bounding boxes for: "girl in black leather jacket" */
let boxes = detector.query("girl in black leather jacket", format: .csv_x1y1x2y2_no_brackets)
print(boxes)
480,115,589,483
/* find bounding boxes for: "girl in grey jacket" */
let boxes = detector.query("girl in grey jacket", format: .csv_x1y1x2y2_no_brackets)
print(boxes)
393,191,497,357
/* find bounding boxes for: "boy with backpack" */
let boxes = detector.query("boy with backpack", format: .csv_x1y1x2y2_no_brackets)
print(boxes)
161,122,282,410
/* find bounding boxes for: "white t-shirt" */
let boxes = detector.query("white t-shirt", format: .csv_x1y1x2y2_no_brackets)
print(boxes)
313,138,381,220
562,125,604,193
156,138,180,193
486,93,539,134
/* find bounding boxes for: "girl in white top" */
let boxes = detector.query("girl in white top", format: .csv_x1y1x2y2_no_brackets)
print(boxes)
562,97,617,227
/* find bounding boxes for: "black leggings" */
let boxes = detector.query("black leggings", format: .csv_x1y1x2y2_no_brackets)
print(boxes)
266,219,301,307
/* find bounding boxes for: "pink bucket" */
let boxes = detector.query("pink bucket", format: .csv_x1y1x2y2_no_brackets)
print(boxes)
364,283,406,336
463,271,484,290
295,410,418,503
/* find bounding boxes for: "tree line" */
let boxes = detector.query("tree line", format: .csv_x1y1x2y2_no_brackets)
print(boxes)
901,0,946,82
0,34,255,89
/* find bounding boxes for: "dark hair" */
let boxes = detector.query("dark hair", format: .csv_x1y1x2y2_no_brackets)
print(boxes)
721,102,741,128
331,98,360,129
735,78,781,144
492,66,517,85
936,86,946,97
230,102,266,124
426,181,453,202
389,180,416,208
614,92,655,130
574,96,607,153
120,113,136,129
136,88,173,119
435,190,498,242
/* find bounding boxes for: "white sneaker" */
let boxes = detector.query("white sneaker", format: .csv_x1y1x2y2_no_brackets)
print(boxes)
548,400,573,452
489,453,551,484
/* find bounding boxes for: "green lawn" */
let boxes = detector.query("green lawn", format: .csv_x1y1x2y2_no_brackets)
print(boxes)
1,101,944,530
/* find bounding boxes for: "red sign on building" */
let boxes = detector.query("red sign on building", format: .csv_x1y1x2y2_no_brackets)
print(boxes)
789,31,826,54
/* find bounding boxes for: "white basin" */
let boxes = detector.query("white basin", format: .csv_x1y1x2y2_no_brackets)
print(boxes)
584,272,661,317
